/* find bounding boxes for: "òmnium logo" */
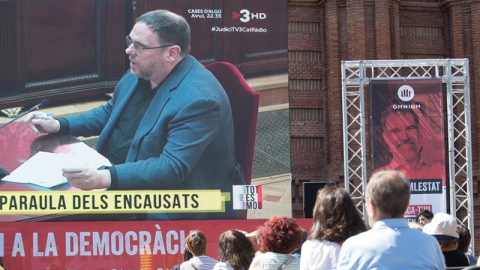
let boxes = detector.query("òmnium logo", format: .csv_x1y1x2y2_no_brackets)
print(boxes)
397,85,415,102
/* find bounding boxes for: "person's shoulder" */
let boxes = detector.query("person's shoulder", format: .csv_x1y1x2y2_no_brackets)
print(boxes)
342,229,371,246
408,229,443,250
302,238,321,248
258,251,282,260
213,261,233,270
288,255,302,268
250,255,262,270
303,239,341,249
113,71,139,96
468,254,478,265
187,56,213,76
117,70,137,84
180,260,193,270
409,227,436,240
444,250,470,266
206,255,219,261
198,255,218,264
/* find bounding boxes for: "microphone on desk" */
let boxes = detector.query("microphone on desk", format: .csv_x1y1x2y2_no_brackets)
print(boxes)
0,99,50,130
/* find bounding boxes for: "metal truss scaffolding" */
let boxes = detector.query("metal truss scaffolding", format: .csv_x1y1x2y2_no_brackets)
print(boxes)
341,59,474,251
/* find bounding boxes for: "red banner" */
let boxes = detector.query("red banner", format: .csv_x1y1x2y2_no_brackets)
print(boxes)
370,79,446,219
0,219,312,269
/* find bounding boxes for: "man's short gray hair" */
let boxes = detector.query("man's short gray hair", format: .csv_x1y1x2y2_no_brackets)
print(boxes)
367,170,410,218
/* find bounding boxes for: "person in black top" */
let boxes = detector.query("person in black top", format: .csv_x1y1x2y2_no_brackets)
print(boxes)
423,212,469,267
457,224,478,265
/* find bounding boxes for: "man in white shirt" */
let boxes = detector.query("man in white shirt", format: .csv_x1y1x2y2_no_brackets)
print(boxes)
337,170,445,270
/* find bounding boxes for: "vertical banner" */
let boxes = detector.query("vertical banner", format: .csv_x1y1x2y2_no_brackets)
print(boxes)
370,79,446,220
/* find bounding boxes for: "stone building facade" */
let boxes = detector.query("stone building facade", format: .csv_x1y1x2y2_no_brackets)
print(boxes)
288,0,480,253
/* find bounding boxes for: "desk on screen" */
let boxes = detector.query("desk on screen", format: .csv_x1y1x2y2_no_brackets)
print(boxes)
0,122,141,222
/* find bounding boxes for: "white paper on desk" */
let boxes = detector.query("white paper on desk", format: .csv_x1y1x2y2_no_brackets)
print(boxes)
3,151,111,188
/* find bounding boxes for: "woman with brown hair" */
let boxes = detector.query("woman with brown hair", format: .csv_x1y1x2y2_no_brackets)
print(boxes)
214,229,256,270
300,185,367,270
180,230,218,270
172,246,193,270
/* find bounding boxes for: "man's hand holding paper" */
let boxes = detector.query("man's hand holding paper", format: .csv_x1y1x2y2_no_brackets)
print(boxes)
3,142,112,189
62,167,111,190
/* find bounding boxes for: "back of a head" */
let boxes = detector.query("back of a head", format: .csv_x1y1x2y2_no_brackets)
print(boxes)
182,246,193,261
457,224,472,253
456,225,471,253
417,209,434,221
423,213,459,247
185,230,208,256
136,9,191,56
310,185,366,242
258,216,302,254
218,230,255,270
367,170,410,218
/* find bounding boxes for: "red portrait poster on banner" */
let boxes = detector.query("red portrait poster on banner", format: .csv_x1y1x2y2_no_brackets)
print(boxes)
370,79,447,220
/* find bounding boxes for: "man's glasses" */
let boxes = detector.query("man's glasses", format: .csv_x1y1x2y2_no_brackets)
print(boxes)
126,36,174,51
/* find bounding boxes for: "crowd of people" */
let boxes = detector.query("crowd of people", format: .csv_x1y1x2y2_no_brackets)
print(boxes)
175,170,479,270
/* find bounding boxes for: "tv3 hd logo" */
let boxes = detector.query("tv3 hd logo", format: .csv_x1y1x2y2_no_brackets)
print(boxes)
232,9,266,22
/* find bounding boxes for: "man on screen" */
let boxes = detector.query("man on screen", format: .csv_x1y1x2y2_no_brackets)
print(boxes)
25,9,244,220
375,106,443,179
